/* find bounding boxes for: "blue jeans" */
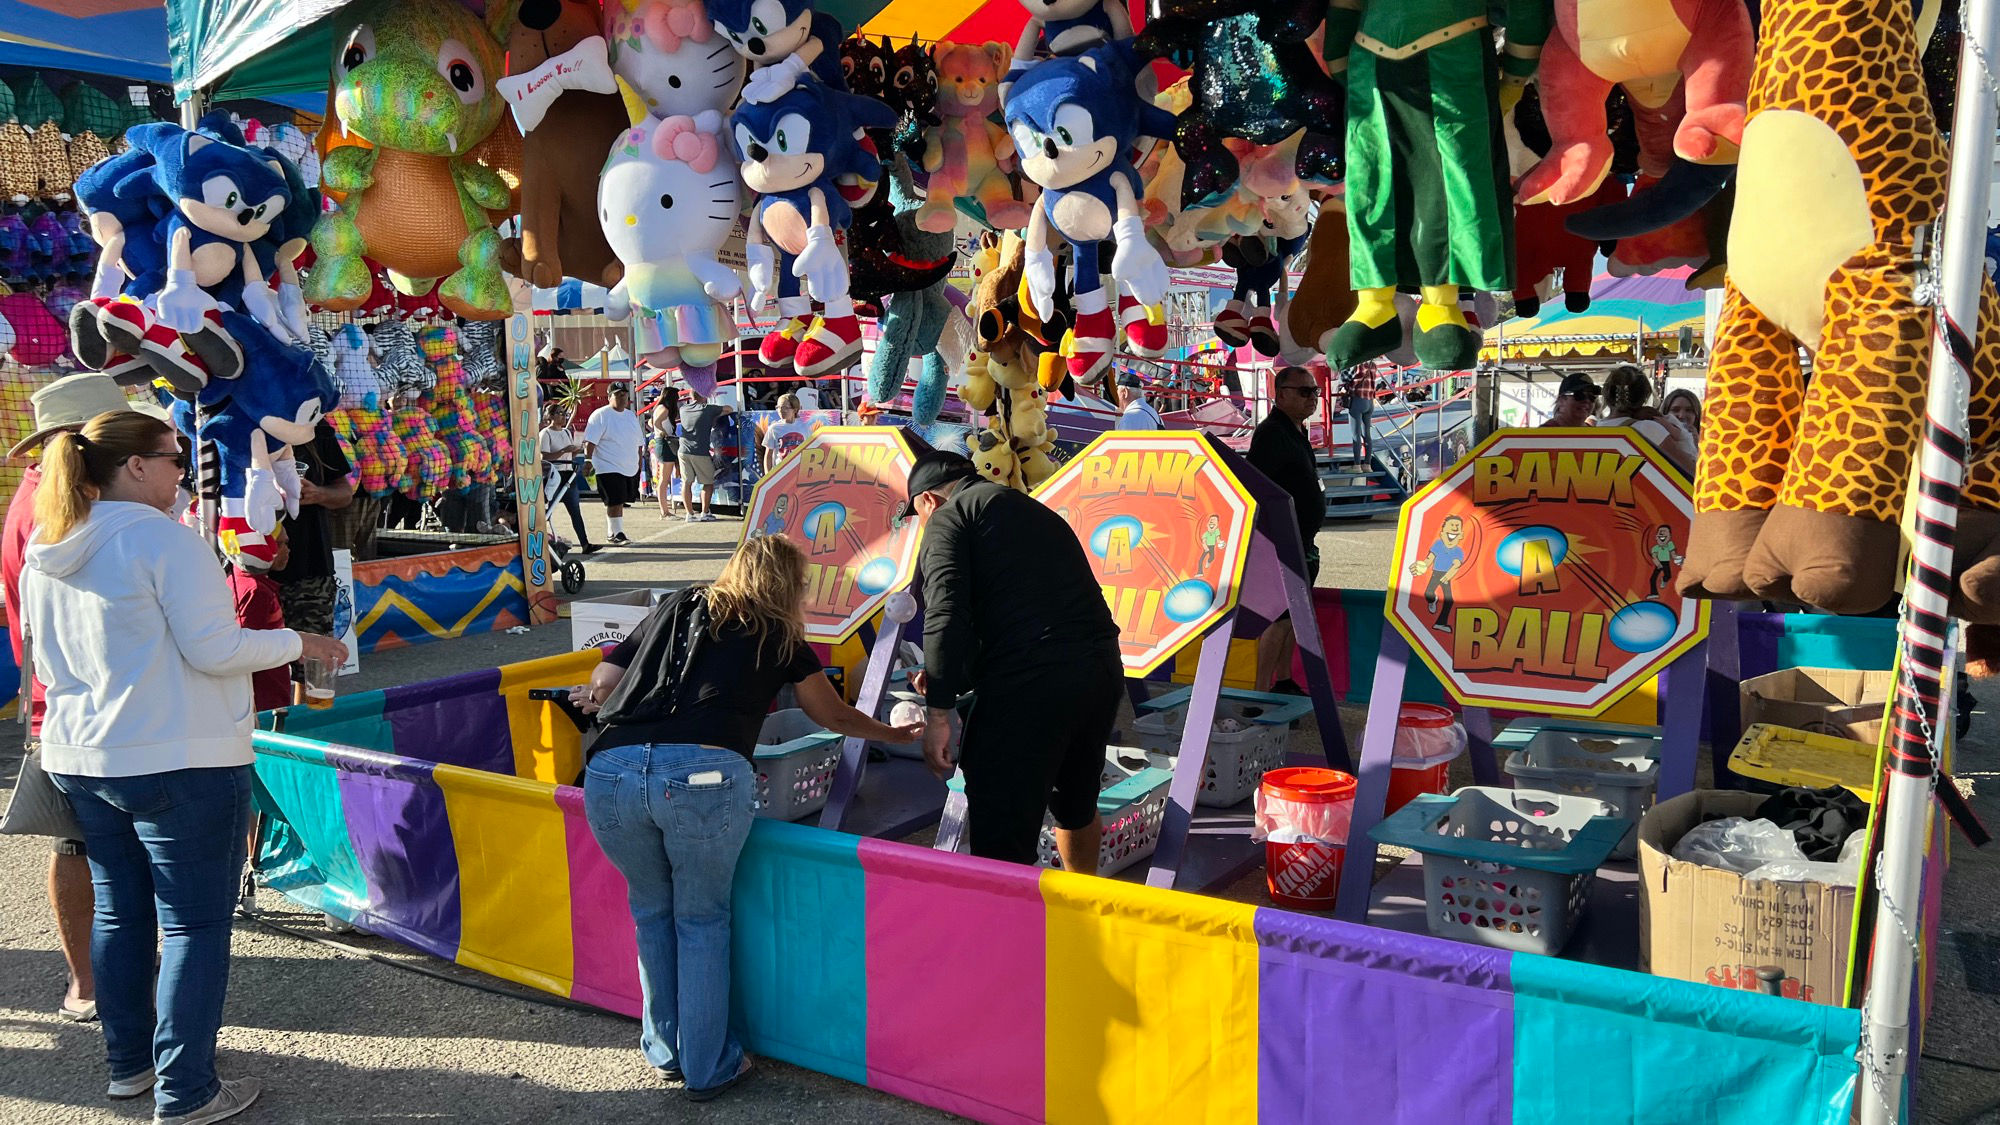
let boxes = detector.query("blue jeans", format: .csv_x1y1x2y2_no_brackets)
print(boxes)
51,766,252,1117
583,743,754,1089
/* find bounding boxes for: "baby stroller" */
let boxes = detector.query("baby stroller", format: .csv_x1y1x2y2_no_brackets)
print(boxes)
543,464,588,595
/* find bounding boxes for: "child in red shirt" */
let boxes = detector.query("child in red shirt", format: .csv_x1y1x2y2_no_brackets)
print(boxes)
226,525,295,713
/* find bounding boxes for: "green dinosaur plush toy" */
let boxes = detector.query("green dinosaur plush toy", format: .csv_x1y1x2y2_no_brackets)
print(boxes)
306,0,516,319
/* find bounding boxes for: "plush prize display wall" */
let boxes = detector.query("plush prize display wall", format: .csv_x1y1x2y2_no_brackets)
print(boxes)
250,634,1885,1124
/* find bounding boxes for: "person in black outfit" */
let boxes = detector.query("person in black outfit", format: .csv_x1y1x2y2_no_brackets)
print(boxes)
570,536,919,1100
1245,365,1326,693
272,420,354,701
902,452,1124,872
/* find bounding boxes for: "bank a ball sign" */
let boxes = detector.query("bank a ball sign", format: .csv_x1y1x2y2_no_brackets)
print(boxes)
1035,432,1256,675
743,427,923,643
1388,429,1709,716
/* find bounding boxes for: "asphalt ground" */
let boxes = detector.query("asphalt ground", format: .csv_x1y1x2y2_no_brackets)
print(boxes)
2,505,1996,1123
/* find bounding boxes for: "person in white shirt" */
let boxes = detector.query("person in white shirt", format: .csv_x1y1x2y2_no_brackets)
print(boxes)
1114,373,1164,430
762,392,814,472
23,410,346,1124
1598,364,1698,477
538,404,598,553
583,384,646,545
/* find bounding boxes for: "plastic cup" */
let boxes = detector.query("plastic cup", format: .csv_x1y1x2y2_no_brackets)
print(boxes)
302,656,337,710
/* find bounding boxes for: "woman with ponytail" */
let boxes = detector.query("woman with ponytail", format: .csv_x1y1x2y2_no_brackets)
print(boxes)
1599,363,1699,477
20,410,347,1125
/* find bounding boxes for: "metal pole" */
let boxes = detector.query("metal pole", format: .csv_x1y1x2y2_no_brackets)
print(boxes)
1855,3,1997,1120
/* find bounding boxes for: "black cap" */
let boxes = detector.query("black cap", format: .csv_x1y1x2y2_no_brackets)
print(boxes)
1115,372,1143,389
898,450,979,520
1556,373,1600,400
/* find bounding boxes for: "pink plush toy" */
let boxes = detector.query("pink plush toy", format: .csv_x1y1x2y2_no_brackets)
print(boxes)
919,42,1034,233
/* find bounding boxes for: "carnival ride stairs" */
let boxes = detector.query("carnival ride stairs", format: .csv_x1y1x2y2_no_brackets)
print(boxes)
1319,452,1407,520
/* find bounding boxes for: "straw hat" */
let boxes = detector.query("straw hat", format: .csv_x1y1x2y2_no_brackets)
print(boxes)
10,373,171,458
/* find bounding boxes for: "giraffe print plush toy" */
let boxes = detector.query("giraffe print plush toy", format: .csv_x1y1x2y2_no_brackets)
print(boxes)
1678,0,2000,623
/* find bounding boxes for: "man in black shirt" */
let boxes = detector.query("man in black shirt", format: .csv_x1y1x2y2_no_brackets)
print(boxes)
272,421,355,700
903,452,1123,873
1246,365,1326,693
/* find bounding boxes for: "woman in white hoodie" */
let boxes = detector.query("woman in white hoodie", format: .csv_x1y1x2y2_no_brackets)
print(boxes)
21,410,346,1125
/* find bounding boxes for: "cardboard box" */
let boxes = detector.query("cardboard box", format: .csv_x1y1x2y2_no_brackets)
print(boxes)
1637,790,1856,1006
1739,667,1891,745
569,588,669,651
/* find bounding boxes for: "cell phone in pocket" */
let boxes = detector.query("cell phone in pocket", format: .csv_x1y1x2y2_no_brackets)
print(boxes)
687,770,726,786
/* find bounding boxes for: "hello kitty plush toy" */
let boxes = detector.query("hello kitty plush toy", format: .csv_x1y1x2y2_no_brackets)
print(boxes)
599,93,744,376
604,0,747,118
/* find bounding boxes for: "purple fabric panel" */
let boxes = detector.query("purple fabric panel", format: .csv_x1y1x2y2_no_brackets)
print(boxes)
384,668,513,774
1254,908,1513,1125
1736,612,1782,681
330,748,462,960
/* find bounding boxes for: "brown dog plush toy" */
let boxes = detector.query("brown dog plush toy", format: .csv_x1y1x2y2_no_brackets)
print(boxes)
500,0,625,288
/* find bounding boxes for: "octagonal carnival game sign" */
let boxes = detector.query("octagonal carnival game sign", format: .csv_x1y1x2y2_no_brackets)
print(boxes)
1034,432,1256,676
742,427,922,644
1387,429,1709,717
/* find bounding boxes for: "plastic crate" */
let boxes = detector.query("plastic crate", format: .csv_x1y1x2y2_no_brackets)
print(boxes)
1500,722,1662,859
1369,787,1627,956
1727,723,1878,801
947,750,1172,877
1128,693,1314,807
753,709,842,821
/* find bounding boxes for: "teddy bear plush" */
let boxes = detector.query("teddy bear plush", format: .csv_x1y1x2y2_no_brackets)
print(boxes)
919,42,1033,233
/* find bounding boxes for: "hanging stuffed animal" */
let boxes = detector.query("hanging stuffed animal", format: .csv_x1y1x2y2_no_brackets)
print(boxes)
732,74,896,376
864,156,960,424
1133,0,1338,208
1325,0,1547,371
1003,41,1175,386
173,310,337,557
1005,0,1133,89
1514,0,1752,278
608,0,749,118
920,41,1033,233
1680,0,2000,620
710,0,847,103
1214,233,1303,356
600,97,744,377
307,0,517,319
498,0,626,289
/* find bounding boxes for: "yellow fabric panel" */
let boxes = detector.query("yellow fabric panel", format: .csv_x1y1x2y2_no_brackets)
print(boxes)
1169,636,1260,690
1598,675,1660,725
499,648,604,783
432,764,576,996
1042,871,1260,1124
861,0,986,41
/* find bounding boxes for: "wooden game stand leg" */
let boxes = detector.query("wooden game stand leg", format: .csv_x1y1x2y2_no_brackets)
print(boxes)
820,593,922,832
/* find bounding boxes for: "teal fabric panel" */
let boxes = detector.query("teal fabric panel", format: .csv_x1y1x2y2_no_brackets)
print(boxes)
731,819,868,1085
270,690,396,754
1779,615,1898,673
1340,588,1449,704
1511,954,1858,1125
250,734,370,921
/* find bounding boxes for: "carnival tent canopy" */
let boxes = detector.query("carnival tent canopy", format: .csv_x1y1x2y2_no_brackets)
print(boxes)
1481,267,1706,362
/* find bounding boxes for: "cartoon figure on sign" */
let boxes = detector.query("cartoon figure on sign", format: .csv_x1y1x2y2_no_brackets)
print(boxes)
760,492,791,538
1648,524,1683,597
1198,513,1221,574
1409,514,1469,632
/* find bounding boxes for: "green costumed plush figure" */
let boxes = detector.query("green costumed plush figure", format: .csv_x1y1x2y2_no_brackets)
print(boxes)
1326,0,1549,371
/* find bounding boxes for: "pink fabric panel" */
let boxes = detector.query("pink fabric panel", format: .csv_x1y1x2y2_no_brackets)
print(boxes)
859,839,1045,1125
556,786,642,1017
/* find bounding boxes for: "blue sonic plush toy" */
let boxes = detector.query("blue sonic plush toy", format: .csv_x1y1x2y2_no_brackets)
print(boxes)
1003,41,1174,387
172,310,337,561
733,74,896,377
70,113,314,395
712,0,847,104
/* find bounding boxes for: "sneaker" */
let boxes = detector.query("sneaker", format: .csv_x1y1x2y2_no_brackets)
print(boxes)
1213,300,1250,347
580,543,603,555
698,512,717,522
107,1068,154,1099
155,1077,261,1125
1118,295,1167,357
609,533,631,545
794,313,863,377
654,1065,684,1084
759,309,811,368
686,1058,756,1103
1062,305,1115,384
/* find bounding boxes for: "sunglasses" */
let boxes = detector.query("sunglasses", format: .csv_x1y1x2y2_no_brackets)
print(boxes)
135,450,190,471
1281,384,1321,396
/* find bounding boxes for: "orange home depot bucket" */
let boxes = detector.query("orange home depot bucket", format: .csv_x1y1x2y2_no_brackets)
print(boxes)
1259,767,1357,911
1387,703,1464,815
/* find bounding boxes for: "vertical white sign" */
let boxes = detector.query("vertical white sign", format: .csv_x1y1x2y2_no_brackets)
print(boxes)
331,548,361,677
